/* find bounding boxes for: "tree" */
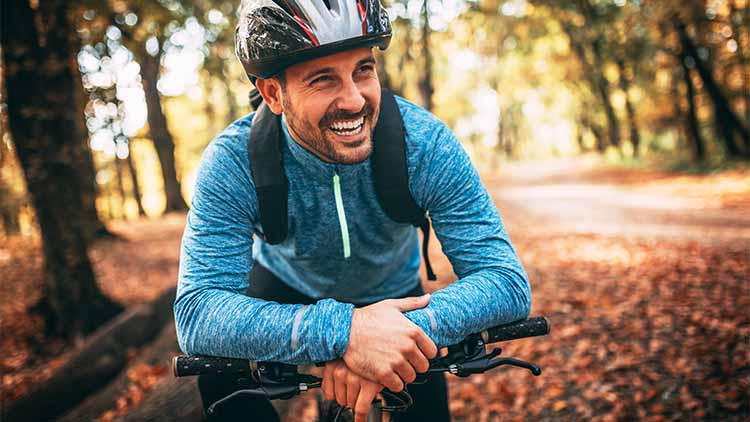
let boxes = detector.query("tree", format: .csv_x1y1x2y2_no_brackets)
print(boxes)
87,1,192,212
419,0,434,111
674,16,749,158
2,0,122,339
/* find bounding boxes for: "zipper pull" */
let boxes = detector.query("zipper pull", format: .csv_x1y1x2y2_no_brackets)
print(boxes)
332,172,351,258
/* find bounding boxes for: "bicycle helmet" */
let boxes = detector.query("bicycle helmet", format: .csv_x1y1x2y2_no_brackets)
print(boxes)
235,0,392,80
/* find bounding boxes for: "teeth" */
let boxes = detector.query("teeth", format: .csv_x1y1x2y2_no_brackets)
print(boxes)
331,117,364,131
330,122,364,136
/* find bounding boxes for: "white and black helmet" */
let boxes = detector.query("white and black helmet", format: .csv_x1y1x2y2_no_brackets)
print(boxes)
235,0,392,79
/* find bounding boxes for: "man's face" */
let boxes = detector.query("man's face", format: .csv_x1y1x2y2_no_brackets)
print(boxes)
270,47,381,165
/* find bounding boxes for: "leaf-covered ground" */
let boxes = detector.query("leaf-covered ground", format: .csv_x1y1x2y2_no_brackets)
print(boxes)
0,214,184,406
1,162,748,420
437,163,750,421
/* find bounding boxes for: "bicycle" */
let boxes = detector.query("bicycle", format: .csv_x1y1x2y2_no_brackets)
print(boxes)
173,316,550,421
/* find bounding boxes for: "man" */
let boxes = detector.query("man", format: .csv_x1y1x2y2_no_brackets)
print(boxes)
174,0,532,421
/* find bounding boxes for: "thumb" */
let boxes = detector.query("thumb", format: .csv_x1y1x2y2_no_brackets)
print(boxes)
391,294,431,312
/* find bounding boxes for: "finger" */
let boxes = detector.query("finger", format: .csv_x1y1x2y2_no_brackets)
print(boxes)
381,370,404,392
346,374,361,409
354,383,381,422
334,366,348,407
394,358,417,384
405,344,430,373
414,329,438,359
390,294,430,312
322,364,336,401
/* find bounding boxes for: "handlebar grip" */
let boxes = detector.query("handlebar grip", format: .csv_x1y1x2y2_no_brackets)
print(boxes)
172,355,253,377
482,317,550,344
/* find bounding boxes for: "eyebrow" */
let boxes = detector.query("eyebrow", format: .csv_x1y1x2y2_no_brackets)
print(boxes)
302,56,377,82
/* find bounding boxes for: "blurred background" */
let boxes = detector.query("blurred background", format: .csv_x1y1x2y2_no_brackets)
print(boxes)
1,0,748,421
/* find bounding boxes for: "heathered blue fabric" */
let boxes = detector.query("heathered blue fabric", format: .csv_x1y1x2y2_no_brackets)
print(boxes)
174,96,531,364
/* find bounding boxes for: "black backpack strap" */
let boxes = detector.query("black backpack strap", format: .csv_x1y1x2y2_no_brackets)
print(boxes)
247,103,288,244
373,89,436,281
418,218,437,281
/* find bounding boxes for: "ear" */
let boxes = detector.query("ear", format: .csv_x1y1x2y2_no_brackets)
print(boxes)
255,78,284,115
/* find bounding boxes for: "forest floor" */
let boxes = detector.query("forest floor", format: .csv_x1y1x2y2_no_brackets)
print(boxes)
1,158,748,421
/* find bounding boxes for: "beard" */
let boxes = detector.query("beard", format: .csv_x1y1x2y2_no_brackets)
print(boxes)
282,95,379,165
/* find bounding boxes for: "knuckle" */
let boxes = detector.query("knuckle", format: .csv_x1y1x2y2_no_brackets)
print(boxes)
408,343,420,355
377,367,390,380
334,366,347,378
398,344,411,355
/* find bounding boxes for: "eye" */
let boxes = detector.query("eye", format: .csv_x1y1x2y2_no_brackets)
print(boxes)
311,75,333,85
358,64,375,73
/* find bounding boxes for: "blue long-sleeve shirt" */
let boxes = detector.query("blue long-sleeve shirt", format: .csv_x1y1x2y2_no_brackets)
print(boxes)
174,95,531,364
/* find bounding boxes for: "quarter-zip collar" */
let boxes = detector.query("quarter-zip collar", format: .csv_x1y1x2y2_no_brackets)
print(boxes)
281,115,367,183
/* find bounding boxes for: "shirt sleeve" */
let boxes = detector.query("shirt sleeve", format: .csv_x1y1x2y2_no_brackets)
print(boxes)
402,122,532,347
173,133,354,364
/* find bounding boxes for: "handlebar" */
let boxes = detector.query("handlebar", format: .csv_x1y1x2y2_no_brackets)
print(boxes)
482,316,550,344
173,316,550,378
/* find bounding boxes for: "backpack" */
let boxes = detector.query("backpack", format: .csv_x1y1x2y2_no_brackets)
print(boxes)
247,88,436,281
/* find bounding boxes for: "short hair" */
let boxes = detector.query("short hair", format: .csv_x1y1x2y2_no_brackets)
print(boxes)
275,71,287,89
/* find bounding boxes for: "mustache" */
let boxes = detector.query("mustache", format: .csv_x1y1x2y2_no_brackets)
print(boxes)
319,103,375,128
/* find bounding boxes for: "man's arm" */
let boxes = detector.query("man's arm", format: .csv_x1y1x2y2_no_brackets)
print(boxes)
174,133,354,364
402,121,532,347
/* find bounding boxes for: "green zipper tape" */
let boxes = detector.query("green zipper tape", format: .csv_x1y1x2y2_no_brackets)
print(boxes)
332,173,351,258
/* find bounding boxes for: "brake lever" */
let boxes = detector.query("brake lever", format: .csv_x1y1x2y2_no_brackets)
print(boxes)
447,347,542,377
485,354,542,376
207,382,313,415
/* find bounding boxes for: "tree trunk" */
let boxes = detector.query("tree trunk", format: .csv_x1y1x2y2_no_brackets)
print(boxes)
114,157,128,219
125,147,147,217
0,140,21,236
419,0,434,111
590,36,621,149
395,19,411,97
616,58,641,157
140,46,188,212
5,289,176,422
72,65,114,240
1,0,123,339
575,115,591,153
562,23,620,151
580,112,606,153
729,0,750,124
74,139,115,238
674,17,750,158
0,184,21,235
678,55,706,162
204,77,218,136
376,49,394,92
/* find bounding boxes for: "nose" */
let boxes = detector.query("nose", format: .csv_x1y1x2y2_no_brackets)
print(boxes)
335,77,366,113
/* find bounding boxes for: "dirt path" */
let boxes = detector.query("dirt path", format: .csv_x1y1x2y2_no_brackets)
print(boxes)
489,158,750,243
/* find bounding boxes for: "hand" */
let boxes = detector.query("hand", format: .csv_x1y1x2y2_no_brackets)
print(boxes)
343,294,438,392
322,360,383,422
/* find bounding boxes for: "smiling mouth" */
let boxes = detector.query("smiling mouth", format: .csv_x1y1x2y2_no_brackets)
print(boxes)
328,116,365,137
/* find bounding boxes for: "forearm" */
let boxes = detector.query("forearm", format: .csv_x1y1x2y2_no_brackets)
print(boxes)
174,285,354,364
405,266,531,347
